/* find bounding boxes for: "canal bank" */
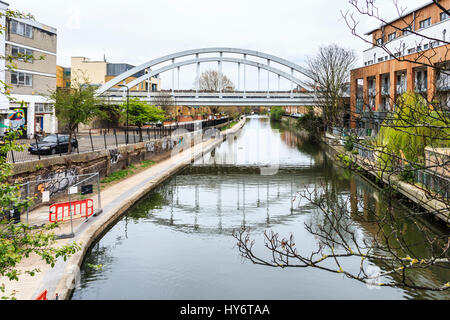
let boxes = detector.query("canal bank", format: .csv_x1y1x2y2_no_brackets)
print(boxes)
321,135,450,226
2,117,247,300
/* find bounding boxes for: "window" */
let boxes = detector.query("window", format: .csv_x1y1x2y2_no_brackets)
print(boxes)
11,71,32,86
11,46,33,61
424,43,429,50
441,12,449,21
403,26,412,35
35,103,53,113
408,48,416,54
388,32,396,41
376,37,383,45
419,18,431,29
431,41,440,48
10,20,33,38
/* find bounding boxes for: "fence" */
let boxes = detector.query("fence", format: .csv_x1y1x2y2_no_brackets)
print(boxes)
414,169,450,202
354,143,450,202
1,172,103,238
354,142,376,163
3,118,231,164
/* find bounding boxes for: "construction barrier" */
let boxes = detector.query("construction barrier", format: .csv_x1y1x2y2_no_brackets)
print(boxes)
49,199,94,223
35,290,48,300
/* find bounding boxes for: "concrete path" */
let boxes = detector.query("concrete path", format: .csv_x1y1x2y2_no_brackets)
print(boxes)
0,118,246,300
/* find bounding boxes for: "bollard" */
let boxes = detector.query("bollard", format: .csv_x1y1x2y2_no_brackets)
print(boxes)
89,130,94,152
74,131,80,154
103,131,107,149
56,133,62,156
34,134,40,160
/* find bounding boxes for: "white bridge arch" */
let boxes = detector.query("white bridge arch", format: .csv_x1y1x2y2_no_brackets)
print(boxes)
97,47,313,96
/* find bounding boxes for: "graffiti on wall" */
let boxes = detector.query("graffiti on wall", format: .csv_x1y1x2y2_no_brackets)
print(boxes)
146,142,155,153
8,109,26,131
36,167,78,197
110,149,121,164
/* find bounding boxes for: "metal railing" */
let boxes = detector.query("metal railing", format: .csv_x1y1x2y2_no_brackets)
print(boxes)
2,117,231,164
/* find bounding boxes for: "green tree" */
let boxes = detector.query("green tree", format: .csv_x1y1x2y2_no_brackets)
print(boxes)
0,8,80,300
377,92,450,170
0,131,80,299
270,106,284,121
49,83,104,153
120,98,165,141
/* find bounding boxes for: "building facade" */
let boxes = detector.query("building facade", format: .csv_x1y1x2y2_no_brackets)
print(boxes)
350,0,450,136
0,1,58,138
70,56,161,92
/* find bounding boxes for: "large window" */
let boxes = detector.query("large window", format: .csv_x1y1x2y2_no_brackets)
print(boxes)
35,103,54,113
11,45,33,61
403,26,412,35
10,20,33,38
388,32,396,42
441,12,449,21
11,71,32,86
419,18,431,29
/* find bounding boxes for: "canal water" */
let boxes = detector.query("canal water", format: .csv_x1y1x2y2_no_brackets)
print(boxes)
72,116,450,300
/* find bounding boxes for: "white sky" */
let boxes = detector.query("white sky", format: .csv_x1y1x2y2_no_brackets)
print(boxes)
11,0,427,90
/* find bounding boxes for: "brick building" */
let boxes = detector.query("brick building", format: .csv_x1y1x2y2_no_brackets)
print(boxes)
350,0,450,136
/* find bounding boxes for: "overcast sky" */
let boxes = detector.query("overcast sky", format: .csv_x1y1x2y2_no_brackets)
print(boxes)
12,0,427,90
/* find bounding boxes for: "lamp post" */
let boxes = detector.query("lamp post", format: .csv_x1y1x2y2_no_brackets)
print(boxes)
119,84,129,144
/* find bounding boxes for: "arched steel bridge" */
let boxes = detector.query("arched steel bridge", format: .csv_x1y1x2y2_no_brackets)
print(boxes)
97,48,319,107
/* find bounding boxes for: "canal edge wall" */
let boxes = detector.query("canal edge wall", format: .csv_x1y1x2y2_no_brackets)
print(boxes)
321,137,449,226
49,117,247,300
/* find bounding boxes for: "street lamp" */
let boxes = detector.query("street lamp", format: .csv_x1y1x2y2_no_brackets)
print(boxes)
118,84,129,144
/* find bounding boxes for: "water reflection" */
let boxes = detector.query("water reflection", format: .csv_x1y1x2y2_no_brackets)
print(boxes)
72,116,449,300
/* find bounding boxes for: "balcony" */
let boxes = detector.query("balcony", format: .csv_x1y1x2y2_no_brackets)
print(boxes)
415,81,428,93
397,83,406,94
437,73,450,91
356,98,364,114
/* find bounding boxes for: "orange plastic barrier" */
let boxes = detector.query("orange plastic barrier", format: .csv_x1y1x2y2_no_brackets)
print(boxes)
35,290,48,300
49,199,94,223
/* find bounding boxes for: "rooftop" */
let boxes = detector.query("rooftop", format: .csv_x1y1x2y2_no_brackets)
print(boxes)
365,0,438,35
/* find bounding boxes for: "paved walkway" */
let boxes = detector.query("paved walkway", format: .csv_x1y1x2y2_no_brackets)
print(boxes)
0,118,246,300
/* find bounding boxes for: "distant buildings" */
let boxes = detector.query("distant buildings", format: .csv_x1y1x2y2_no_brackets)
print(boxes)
0,1,57,138
69,56,161,92
350,0,450,136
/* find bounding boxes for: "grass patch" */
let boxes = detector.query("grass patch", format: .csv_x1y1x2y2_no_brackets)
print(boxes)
101,169,131,183
220,121,238,131
141,160,155,168
101,159,157,185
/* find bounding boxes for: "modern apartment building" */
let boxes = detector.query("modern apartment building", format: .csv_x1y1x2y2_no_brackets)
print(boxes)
0,1,58,138
350,0,450,136
70,56,161,92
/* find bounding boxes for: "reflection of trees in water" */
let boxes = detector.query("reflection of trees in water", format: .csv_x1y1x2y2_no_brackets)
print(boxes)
235,157,450,299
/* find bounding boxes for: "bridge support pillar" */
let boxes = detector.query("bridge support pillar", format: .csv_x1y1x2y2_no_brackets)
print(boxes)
172,58,175,96
243,54,247,98
267,59,270,98
219,52,223,98
196,54,200,99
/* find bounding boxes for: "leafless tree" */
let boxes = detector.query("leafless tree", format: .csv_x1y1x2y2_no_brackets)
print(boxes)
151,91,175,116
302,44,357,131
193,69,235,92
234,0,450,293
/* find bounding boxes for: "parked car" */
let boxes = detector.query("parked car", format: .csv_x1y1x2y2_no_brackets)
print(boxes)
28,134,78,155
